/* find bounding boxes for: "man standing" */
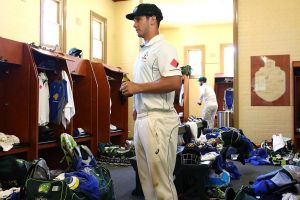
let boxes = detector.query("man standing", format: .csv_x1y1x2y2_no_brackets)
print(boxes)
198,76,218,128
121,3,182,200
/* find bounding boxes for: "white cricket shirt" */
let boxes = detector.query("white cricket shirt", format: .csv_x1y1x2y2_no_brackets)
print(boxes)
38,72,50,125
199,83,218,106
133,34,181,114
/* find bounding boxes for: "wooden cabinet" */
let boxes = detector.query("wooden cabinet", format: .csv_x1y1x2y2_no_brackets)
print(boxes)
32,47,99,168
90,62,111,144
91,63,128,146
104,65,128,145
0,37,128,167
174,75,189,122
65,55,98,154
0,37,99,168
293,61,300,151
0,37,35,160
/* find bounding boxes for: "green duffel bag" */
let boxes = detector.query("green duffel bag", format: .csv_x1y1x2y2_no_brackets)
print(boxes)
25,178,85,200
90,165,116,200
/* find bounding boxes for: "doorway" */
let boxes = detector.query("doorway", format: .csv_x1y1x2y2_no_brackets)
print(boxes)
143,0,236,126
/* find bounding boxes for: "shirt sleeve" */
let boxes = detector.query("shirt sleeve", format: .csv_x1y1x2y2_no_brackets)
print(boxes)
157,44,182,77
199,86,204,104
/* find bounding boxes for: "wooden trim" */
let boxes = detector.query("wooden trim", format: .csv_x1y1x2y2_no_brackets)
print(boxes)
293,61,300,68
183,75,190,121
220,43,233,73
233,0,238,128
40,0,65,50
90,11,107,63
184,45,205,78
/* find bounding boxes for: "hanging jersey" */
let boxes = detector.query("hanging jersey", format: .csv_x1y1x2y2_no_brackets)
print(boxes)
224,88,233,111
61,70,75,129
49,79,68,125
179,83,184,107
38,72,50,125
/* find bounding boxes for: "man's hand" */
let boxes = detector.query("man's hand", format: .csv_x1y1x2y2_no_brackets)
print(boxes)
120,81,137,97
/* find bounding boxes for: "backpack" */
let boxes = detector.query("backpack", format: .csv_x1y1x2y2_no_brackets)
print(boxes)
0,156,31,189
19,158,84,200
19,158,50,198
60,133,116,200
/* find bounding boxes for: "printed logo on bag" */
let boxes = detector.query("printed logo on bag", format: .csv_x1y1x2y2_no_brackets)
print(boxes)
38,183,51,193
52,185,61,191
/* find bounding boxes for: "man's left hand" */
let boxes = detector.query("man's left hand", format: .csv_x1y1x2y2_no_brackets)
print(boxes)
120,81,137,97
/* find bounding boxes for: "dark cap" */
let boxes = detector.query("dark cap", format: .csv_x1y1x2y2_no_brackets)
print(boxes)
198,76,207,82
68,48,82,58
126,3,163,21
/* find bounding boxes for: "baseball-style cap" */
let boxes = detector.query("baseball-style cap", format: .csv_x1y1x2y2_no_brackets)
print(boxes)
198,76,207,82
126,3,163,21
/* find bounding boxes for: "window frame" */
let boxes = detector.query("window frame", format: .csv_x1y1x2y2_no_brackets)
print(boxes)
184,45,206,78
220,43,234,76
90,11,107,63
40,0,66,51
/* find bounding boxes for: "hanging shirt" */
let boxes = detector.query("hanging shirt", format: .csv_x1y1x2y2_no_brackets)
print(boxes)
61,70,75,129
49,78,67,125
179,82,184,107
38,72,50,125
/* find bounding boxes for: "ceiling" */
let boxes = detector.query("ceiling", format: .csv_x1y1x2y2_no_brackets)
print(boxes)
140,0,234,28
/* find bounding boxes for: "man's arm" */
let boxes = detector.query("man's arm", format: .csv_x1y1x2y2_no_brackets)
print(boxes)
198,86,204,105
120,75,181,96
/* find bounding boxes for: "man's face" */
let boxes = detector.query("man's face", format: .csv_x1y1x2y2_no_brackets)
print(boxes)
133,16,151,38
199,81,204,86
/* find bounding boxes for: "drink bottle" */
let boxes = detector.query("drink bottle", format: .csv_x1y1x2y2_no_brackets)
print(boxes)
122,73,130,82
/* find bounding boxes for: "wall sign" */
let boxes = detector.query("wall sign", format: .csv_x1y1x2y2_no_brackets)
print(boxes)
251,55,290,106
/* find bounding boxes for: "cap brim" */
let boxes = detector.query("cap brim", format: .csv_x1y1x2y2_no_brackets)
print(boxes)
126,13,135,20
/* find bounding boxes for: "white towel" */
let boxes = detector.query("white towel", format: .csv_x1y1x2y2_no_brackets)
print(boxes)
179,83,184,107
0,132,20,151
272,133,285,152
185,121,198,139
61,70,75,129
38,72,50,125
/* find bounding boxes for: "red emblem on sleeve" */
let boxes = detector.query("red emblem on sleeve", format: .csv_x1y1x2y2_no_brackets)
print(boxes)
170,59,178,68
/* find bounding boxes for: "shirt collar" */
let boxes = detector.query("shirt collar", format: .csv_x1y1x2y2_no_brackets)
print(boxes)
141,34,164,48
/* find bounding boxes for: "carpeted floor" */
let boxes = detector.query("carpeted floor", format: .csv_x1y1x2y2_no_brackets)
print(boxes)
105,161,281,200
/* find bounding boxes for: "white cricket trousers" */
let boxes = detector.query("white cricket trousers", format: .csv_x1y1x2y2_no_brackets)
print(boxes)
202,104,218,128
134,110,180,200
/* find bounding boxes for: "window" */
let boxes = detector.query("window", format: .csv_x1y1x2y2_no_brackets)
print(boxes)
40,0,65,51
184,46,205,78
90,11,107,63
220,44,234,76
